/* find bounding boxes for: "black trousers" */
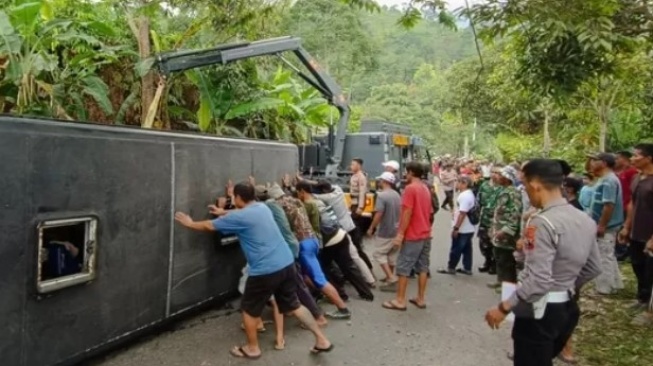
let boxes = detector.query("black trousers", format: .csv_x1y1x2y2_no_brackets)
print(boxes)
477,227,495,269
495,247,518,283
442,190,454,209
320,236,374,301
630,240,653,303
512,300,580,366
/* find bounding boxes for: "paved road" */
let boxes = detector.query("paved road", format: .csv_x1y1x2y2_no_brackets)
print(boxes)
92,210,512,366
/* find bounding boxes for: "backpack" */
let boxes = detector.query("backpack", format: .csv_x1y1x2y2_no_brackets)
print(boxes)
467,194,481,226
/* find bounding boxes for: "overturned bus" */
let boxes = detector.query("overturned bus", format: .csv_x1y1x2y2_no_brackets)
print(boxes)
0,36,348,366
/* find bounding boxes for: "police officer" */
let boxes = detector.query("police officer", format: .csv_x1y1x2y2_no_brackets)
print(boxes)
484,159,602,366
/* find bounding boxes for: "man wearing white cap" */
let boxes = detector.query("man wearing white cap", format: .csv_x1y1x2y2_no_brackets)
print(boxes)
382,160,401,192
367,172,402,289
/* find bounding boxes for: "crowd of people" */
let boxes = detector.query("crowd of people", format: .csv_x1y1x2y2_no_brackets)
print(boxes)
171,143,653,365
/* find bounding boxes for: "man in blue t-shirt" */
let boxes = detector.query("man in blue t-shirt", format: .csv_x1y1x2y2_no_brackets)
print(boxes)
587,152,625,295
175,182,332,359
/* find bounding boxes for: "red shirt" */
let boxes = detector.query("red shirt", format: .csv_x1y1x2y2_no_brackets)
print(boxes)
618,167,638,207
401,181,433,241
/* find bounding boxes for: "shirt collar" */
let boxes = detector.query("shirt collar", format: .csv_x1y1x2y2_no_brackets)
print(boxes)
542,197,568,210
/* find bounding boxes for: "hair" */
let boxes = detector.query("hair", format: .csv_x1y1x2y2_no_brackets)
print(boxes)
352,158,364,166
458,175,472,187
521,159,564,189
555,159,573,177
233,182,256,203
315,179,333,193
295,181,313,194
617,150,633,159
563,177,583,194
406,161,424,178
634,143,653,159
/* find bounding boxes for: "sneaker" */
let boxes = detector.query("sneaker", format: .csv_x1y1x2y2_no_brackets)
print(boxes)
456,268,473,275
487,282,501,289
326,308,351,320
380,281,398,293
628,301,647,312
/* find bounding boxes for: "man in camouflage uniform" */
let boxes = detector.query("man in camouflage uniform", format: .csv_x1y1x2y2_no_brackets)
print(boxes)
477,165,503,274
490,166,523,287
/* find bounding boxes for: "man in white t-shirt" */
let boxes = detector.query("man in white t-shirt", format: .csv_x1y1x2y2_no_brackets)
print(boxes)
437,175,476,275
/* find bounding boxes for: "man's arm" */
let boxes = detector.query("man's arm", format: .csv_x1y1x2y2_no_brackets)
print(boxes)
598,181,617,235
394,187,414,244
505,217,557,308
575,235,602,289
357,175,367,211
175,212,216,232
368,197,385,235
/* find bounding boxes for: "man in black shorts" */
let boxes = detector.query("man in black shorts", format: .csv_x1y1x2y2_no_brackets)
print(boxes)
175,182,332,359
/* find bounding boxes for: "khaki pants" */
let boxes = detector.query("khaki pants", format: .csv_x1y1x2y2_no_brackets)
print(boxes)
371,237,398,266
594,230,624,294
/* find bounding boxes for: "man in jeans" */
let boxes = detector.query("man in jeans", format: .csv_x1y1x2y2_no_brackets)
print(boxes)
366,172,402,290
382,162,433,311
437,175,476,275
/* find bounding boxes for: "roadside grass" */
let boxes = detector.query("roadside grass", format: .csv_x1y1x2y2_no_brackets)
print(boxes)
575,264,653,366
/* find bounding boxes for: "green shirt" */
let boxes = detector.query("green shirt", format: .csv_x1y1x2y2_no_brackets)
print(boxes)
492,185,523,249
477,180,500,229
302,200,322,244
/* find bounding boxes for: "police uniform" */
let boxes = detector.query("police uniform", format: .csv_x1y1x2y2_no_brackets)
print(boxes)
505,198,602,366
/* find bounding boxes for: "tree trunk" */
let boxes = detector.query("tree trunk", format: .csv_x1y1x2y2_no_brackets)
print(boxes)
599,104,608,152
542,107,551,157
136,16,155,127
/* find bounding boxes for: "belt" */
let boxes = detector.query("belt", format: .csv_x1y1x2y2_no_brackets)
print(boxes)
547,291,571,303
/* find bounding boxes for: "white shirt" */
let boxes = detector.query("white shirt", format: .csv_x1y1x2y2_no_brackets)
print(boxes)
453,189,476,234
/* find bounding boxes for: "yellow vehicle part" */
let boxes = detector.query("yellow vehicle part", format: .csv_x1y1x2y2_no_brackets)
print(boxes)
344,192,375,217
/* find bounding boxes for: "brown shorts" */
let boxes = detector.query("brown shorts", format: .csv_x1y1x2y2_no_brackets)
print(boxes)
241,264,300,317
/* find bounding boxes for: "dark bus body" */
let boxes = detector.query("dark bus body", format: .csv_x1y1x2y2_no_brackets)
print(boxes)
0,115,298,366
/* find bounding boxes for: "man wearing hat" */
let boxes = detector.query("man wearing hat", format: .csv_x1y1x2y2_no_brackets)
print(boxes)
382,160,402,192
587,152,625,295
367,172,402,290
490,165,523,287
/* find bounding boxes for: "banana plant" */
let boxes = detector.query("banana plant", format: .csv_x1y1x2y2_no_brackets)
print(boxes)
0,0,125,118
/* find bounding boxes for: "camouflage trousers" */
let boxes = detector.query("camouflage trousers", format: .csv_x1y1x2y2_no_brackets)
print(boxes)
477,227,495,268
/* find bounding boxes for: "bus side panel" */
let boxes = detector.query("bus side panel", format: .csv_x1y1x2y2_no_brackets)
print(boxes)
170,142,252,314
22,135,171,366
0,134,29,366
169,142,299,314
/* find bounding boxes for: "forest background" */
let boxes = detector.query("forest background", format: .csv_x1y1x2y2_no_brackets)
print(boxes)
2,0,653,165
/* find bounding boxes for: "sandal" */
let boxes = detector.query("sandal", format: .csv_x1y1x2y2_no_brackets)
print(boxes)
409,298,426,309
274,339,285,351
230,346,261,360
557,354,578,365
382,300,407,311
311,344,334,354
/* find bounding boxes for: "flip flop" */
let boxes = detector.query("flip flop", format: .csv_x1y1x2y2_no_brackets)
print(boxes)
274,339,285,351
409,298,427,309
230,346,261,360
311,344,334,354
382,300,407,311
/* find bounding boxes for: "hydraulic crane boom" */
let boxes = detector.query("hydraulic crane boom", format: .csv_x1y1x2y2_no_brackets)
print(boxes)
155,36,350,178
